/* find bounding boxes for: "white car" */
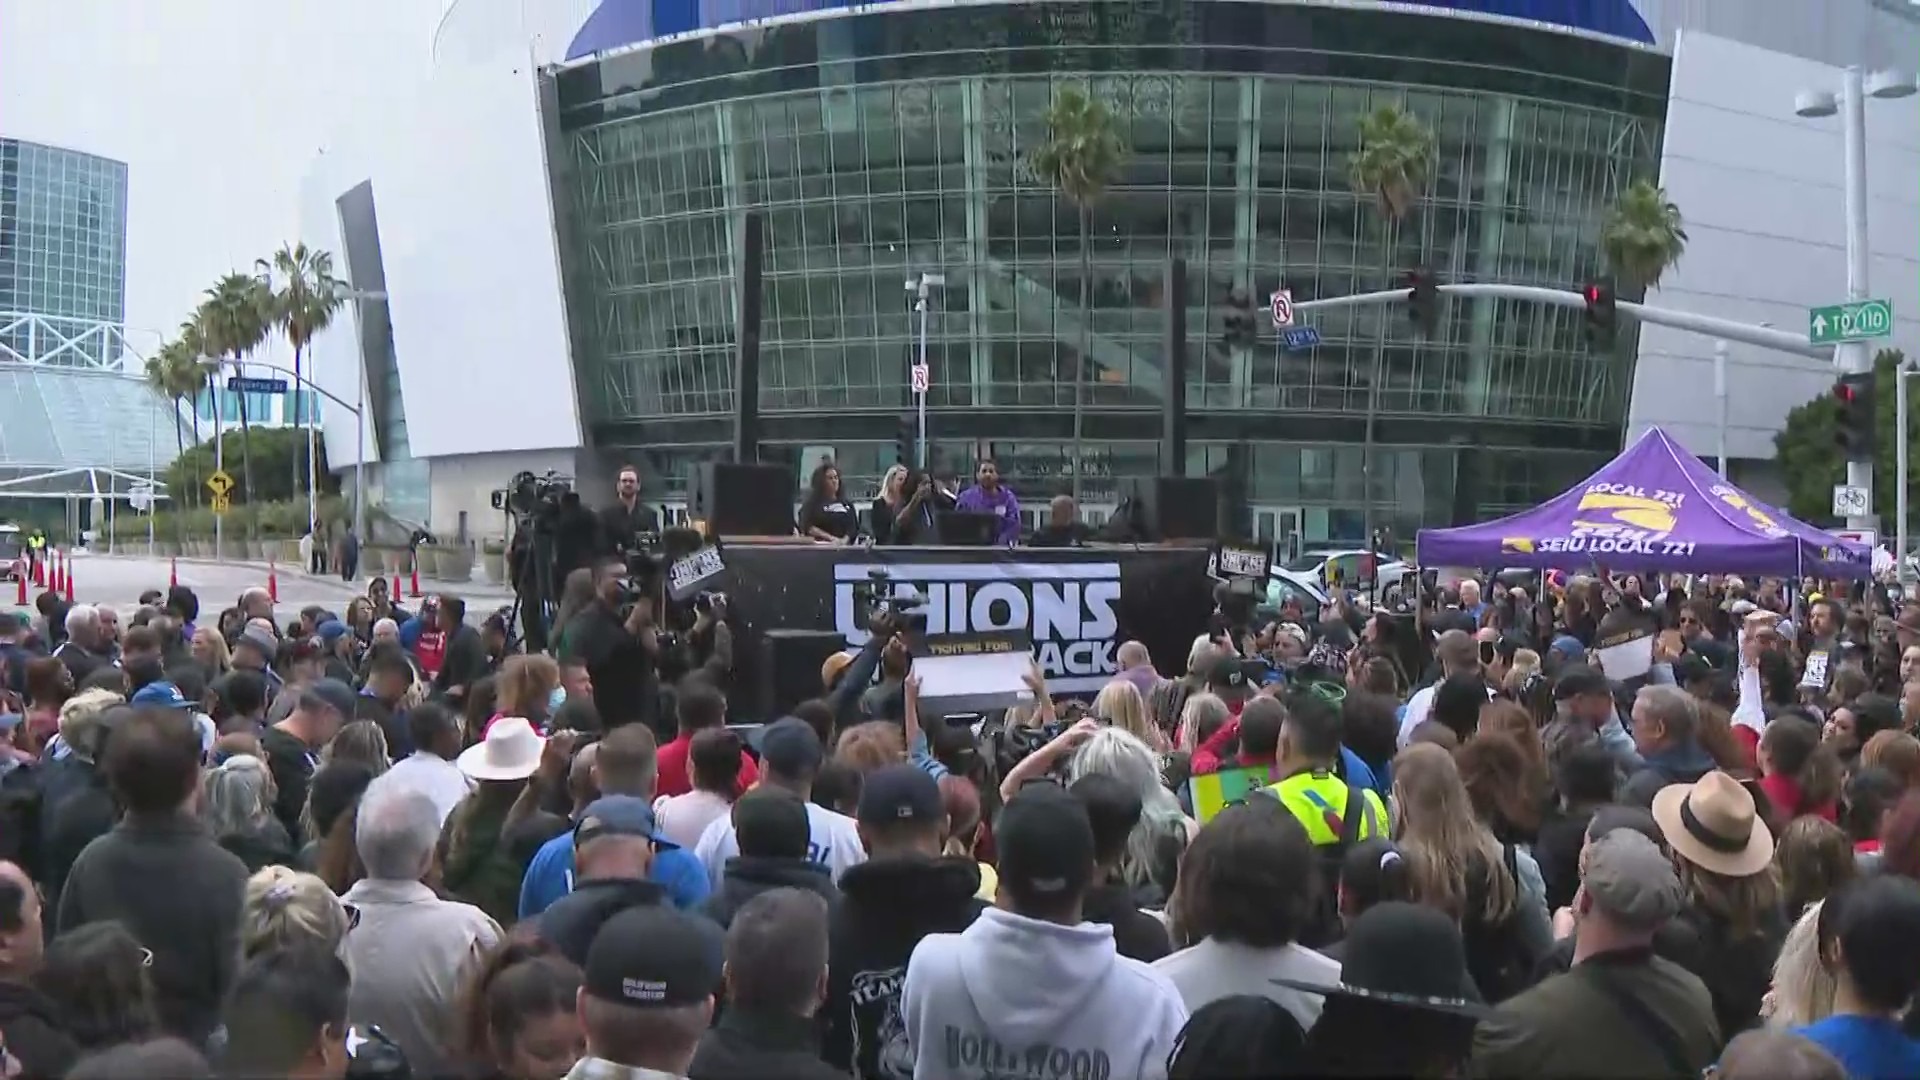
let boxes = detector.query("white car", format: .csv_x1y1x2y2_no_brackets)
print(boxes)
1284,548,1413,606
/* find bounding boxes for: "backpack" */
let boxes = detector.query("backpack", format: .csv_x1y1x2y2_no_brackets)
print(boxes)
1260,778,1368,950
1460,843,1537,1003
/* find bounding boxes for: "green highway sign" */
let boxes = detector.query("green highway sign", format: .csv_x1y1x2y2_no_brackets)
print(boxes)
1809,300,1894,345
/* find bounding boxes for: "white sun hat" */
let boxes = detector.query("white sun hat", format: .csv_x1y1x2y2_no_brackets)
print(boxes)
456,716,545,782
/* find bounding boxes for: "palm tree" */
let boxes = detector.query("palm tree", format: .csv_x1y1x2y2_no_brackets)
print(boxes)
196,273,274,541
258,243,344,515
1601,178,1689,291
1347,101,1436,551
1030,83,1126,502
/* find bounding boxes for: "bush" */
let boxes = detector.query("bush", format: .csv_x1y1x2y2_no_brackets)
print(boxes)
166,427,336,508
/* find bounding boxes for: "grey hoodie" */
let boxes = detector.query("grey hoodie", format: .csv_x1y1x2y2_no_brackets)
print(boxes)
901,907,1188,1080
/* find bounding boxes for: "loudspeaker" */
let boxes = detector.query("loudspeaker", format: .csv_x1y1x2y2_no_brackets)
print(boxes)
689,461,793,536
1162,257,1187,475
733,211,765,463
760,629,850,719
1124,476,1220,540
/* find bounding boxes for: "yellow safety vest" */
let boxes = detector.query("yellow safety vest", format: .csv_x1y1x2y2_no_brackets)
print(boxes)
1266,769,1388,846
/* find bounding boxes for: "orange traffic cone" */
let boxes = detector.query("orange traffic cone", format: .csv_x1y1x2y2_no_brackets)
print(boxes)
30,553,43,588
168,557,178,589
15,571,26,606
49,552,62,596
392,572,405,601
409,560,421,599
267,560,279,604
63,558,74,603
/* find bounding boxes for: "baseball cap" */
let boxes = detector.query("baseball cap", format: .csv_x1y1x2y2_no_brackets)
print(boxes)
537,879,671,967
820,650,858,690
1205,652,1246,692
1272,622,1308,647
856,763,943,827
583,904,724,1009
237,624,278,659
1581,829,1682,928
129,682,193,710
302,678,359,723
316,620,351,644
1552,665,1612,702
995,780,1095,905
574,794,672,849
0,713,22,734
732,788,810,859
759,717,824,777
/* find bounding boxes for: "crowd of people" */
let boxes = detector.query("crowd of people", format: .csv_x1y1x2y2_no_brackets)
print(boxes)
3,556,1920,1078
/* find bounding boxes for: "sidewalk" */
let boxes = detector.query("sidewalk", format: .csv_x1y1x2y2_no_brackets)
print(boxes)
84,551,518,604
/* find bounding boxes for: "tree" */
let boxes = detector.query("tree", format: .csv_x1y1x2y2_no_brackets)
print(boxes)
1774,348,1914,524
1347,101,1435,547
195,273,274,539
143,339,202,507
1030,82,1126,502
258,243,344,516
1601,178,1689,290
162,426,331,509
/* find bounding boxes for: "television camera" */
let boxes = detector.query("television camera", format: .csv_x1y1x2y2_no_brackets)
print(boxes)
852,567,930,635
494,469,581,651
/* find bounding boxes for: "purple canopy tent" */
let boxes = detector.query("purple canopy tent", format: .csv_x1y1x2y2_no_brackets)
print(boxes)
1417,427,1871,579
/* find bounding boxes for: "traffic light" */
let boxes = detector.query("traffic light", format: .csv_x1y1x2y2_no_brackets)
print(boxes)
893,414,916,467
1221,288,1258,349
1405,268,1439,337
1582,282,1616,344
1833,372,1876,458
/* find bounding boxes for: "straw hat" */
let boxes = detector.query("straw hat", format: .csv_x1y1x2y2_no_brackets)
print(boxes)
456,716,546,782
1651,770,1774,877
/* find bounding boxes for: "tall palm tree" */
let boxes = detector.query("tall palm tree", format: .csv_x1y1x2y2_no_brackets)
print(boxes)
1031,83,1126,502
1601,178,1688,291
196,273,274,540
258,243,344,514
1348,102,1436,550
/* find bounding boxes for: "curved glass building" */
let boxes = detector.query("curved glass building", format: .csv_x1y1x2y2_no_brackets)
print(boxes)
549,0,1670,546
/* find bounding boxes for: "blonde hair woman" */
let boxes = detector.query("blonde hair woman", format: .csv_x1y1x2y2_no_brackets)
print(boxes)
322,720,392,777
1501,648,1542,695
1094,679,1164,751
1066,727,1195,893
241,866,354,959
190,626,232,676
494,654,561,732
1764,899,1838,1028
1391,742,1551,1000
1175,692,1231,752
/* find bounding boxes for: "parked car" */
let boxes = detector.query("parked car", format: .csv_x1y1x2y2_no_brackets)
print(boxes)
1285,548,1413,606
0,525,22,582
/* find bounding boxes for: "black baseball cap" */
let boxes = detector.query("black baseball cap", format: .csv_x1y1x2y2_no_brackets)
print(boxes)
995,780,1095,905
302,678,359,722
1552,665,1613,702
759,717,824,777
537,879,670,967
583,904,724,1009
1206,652,1247,692
856,763,944,827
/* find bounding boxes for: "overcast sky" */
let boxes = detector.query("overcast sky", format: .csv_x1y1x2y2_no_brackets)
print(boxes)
0,0,442,362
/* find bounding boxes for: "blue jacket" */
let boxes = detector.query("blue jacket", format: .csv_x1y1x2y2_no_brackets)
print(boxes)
1340,746,1388,804
518,828,710,919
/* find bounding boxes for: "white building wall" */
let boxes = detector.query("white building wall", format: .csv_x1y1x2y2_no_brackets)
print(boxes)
1627,30,1920,470
1630,0,1920,69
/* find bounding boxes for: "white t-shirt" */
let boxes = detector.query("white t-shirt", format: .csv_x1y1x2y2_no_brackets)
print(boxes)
693,800,866,889
652,789,733,851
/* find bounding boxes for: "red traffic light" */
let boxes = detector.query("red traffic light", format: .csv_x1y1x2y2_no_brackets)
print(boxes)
1584,285,1601,303
1834,382,1858,403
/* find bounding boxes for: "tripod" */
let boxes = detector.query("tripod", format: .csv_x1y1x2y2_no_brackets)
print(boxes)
503,521,559,653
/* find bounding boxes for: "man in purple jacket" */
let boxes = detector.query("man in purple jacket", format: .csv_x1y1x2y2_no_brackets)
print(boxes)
952,460,1022,546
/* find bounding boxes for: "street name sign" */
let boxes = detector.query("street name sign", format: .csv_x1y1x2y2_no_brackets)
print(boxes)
1269,289,1294,328
1280,326,1322,351
228,376,290,395
1809,300,1893,345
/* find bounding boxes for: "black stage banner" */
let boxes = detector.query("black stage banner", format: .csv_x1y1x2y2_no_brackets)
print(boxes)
718,544,1215,719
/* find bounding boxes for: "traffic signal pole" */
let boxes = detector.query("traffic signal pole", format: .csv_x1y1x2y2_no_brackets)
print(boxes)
1838,65,1876,530
1291,283,1833,359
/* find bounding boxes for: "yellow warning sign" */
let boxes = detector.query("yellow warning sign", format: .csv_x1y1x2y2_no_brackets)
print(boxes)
207,470,234,497
211,493,232,515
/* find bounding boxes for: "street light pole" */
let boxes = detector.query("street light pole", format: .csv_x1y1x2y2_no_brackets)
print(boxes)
1839,67,1876,530
1713,339,1729,477
904,273,944,470
1900,359,1913,582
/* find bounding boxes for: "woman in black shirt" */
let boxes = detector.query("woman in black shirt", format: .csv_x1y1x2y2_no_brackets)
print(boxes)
799,462,860,542
870,464,939,545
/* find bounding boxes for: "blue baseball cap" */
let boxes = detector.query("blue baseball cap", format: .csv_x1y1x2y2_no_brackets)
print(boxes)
316,620,351,644
0,713,22,733
573,795,676,849
130,682,193,710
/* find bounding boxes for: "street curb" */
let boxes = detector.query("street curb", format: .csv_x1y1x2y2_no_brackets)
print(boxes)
82,553,516,601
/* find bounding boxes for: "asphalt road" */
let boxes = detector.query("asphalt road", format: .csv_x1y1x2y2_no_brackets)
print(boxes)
7,552,515,625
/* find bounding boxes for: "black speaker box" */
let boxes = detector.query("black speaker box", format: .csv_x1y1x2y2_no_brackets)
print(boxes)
760,629,850,719
689,461,794,536
1125,476,1220,540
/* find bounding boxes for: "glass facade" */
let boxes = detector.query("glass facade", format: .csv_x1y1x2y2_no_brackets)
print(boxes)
550,0,1669,542
0,139,129,367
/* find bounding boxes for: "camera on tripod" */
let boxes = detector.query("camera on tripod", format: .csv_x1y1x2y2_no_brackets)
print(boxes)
495,470,573,522
854,567,930,634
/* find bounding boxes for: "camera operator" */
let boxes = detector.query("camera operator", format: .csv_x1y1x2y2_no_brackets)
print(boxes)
597,465,660,558
556,556,660,733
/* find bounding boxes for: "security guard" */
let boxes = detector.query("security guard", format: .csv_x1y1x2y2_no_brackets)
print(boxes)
1264,688,1388,846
